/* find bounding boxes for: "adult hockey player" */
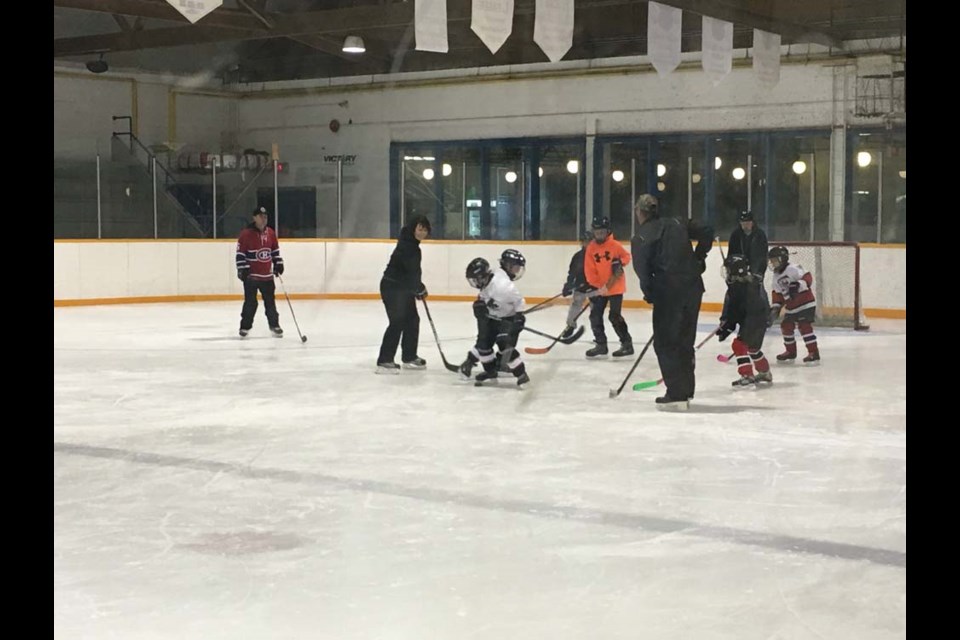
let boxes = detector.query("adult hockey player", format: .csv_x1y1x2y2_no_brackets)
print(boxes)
458,250,530,387
717,254,773,387
583,217,633,358
631,194,714,410
376,215,431,373
727,210,769,288
768,246,820,363
236,206,284,338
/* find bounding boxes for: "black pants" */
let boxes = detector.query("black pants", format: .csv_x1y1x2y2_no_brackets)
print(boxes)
652,287,703,401
240,278,280,330
378,279,420,364
589,294,632,345
474,316,525,376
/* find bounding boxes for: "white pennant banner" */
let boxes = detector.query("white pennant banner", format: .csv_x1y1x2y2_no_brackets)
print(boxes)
647,2,682,77
415,0,449,53
472,0,514,55
753,29,782,87
534,0,574,63
165,0,222,24
702,15,733,85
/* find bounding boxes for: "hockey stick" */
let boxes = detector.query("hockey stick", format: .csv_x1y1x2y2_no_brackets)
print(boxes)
523,292,565,315
276,274,307,343
632,328,720,391
521,324,584,344
717,353,734,363
608,333,655,398
419,298,461,373
524,303,591,354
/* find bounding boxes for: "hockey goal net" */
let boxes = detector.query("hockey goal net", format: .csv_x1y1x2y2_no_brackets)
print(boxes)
765,241,870,330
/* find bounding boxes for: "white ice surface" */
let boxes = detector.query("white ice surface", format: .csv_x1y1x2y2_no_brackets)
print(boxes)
54,300,906,640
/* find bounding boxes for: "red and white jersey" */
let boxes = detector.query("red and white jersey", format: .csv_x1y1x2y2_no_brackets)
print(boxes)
771,263,816,313
236,224,282,281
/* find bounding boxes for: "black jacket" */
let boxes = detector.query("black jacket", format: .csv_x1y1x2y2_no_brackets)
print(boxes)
564,247,588,291
727,226,769,281
720,280,771,348
632,217,713,304
381,224,423,293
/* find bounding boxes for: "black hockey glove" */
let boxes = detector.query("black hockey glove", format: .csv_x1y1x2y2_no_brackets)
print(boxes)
512,313,526,330
611,258,623,276
237,267,249,281
787,282,800,296
577,283,596,294
716,321,733,342
273,260,284,276
472,298,487,319
561,282,574,297
415,284,428,300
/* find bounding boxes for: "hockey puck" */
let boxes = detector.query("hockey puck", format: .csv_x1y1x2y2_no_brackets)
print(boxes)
301,335,308,343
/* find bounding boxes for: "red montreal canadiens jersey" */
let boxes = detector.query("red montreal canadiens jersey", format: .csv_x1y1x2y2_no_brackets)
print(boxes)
236,226,282,281
771,263,816,313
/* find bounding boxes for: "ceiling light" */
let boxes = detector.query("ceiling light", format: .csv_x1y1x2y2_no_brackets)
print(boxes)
86,53,108,74
423,168,434,180
657,163,666,177
342,35,365,53
732,167,745,180
566,160,579,174
442,163,452,177
611,170,624,182
792,160,807,175
505,171,518,183
857,151,872,168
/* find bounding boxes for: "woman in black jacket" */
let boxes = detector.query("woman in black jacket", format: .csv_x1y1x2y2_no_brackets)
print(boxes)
376,215,431,373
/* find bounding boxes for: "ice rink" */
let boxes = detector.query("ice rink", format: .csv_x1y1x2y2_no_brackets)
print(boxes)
54,300,906,639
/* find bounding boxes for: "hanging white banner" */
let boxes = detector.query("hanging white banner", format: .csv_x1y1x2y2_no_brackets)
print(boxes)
647,2,682,77
534,0,574,63
702,15,733,85
415,0,449,53
165,0,222,24
472,0,514,55
753,29,781,87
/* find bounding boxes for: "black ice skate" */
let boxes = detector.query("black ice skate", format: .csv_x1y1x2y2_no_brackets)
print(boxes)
586,343,609,358
753,370,773,384
239,328,249,337
475,370,499,383
515,372,530,387
655,395,690,411
612,342,634,357
375,362,401,374
732,375,756,387
560,325,576,340
776,351,796,362
270,326,284,337
803,352,821,364
402,357,427,370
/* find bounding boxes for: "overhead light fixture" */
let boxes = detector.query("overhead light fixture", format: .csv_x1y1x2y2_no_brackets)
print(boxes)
86,53,108,74
566,160,579,174
611,170,625,183
342,35,365,53
792,160,807,175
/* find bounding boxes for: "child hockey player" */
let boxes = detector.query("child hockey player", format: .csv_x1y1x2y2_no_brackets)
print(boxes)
717,254,773,387
458,249,530,387
768,246,820,364
583,216,633,358
559,231,594,340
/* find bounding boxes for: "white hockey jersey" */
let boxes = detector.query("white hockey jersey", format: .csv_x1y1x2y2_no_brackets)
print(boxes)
479,268,525,318
770,263,816,312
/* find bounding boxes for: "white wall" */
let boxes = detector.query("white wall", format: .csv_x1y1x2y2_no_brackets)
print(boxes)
53,241,905,314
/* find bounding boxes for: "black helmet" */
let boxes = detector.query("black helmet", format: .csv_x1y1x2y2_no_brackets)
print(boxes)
768,246,789,273
466,257,493,289
591,216,611,230
724,254,751,284
738,210,754,223
500,248,526,281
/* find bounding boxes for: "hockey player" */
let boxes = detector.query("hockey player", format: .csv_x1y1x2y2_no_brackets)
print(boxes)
631,194,714,409
768,246,820,363
458,250,530,387
717,254,773,387
583,217,633,358
559,231,594,339
236,206,284,338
